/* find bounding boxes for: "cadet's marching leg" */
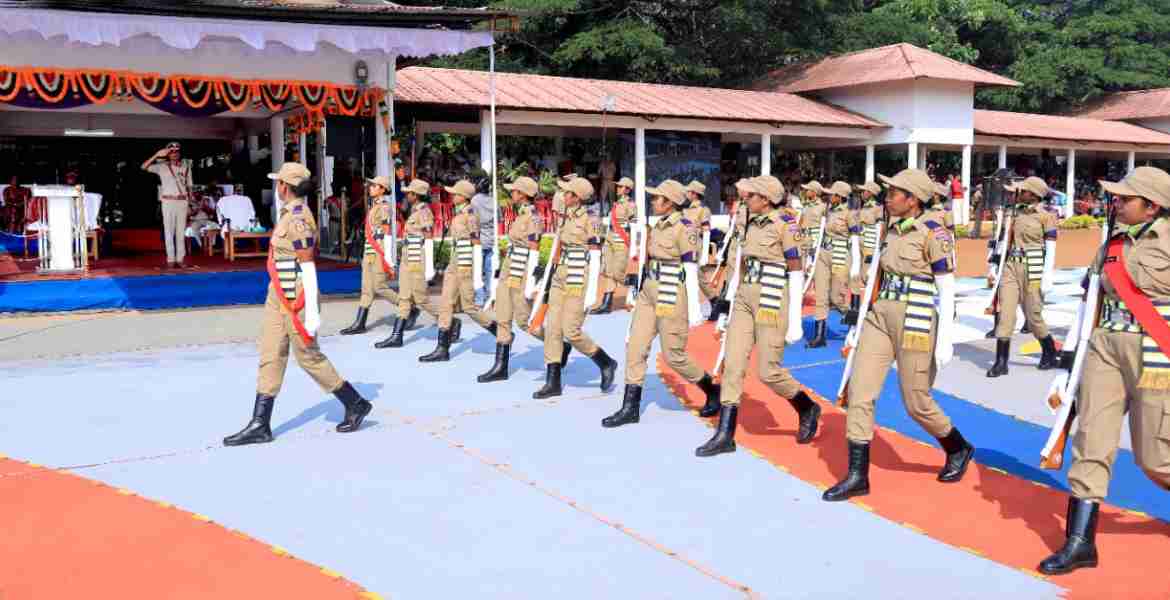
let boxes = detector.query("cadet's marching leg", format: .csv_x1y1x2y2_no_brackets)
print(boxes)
341,254,376,335
419,270,458,363
535,287,568,399
809,250,832,348
604,285,657,427
988,263,1022,377
562,287,617,392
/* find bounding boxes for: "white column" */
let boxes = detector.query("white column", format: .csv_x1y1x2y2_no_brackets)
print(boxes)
864,144,875,182
998,145,1007,169
918,145,928,171
635,127,646,222
959,144,972,226
480,109,493,173
269,116,284,220
298,133,307,166
1128,151,1137,174
374,103,391,181
907,142,919,169
1065,148,1076,218
760,133,771,177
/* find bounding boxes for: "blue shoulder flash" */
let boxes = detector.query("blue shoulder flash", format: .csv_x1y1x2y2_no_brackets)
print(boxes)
681,218,693,226
923,219,941,230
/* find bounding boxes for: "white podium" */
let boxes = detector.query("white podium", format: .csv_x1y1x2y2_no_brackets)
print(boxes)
31,185,87,273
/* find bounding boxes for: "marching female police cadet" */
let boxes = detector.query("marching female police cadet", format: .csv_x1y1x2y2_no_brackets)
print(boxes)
696,175,816,457
418,179,496,363
822,168,973,501
1038,167,1170,575
224,163,371,446
684,181,720,314
477,176,543,383
602,179,719,428
855,181,884,291
338,176,399,341
376,179,436,348
798,180,826,263
532,177,618,399
590,176,635,315
986,176,1060,377
808,181,861,348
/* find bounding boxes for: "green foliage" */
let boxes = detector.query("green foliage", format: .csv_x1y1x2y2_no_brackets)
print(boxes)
434,240,451,270
538,234,554,267
1059,215,1105,229
955,224,971,237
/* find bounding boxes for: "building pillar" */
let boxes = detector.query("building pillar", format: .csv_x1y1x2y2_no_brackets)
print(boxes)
865,144,875,183
998,144,1008,170
479,109,493,174
270,116,284,220
1066,148,1076,218
635,127,646,218
959,144,972,226
907,142,919,169
760,133,771,177
1128,150,1137,174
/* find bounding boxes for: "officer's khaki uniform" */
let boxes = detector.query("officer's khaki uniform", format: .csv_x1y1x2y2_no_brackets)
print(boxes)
814,202,860,320
599,194,633,296
994,203,1058,339
858,201,883,286
436,203,494,330
544,206,602,363
845,216,956,442
720,208,805,406
625,211,705,385
257,197,344,397
684,200,717,300
800,199,826,258
1069,219,1170,501
358,196,399,309
397,201,436,317
496,205,543,345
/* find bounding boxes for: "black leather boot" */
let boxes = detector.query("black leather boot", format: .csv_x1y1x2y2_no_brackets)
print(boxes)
482,321,498,337
696,373,721,418
1038,335,1059,370
590,292,614,315
695,405,738,457
786,391,821,444
450,318,462,343
590,347,618,392
533,363,563,399
374,317,406,349
823,441,871,501
476,343,510,383
339,307,369,335
1021,321,1031,334
223,394,275,446
418,328,451,362
806,319,827,348
602,384,641,428
706,298,728,322
936,427,975,482
403,306,421,330
843,295,861,326
987,339,1010,377
1039,497,1100,574
334,381,372,433
985,313,999,339
561,341,572,366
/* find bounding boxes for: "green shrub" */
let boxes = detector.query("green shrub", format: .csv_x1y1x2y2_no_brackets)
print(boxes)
434,240,451,269
1059,215,1099,230
538,234,554,266
954,224,971,238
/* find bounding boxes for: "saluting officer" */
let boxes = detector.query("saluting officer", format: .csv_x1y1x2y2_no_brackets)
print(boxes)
477,175,544,383
808,181,861,347
532,177,618,399
986,176,1060,378
855,181,884,289
696,175,817,457
378,178,436,348
1039,167,1170,575
224,163,371,447
591,176,635,315
603,179,719,428
419,179,496,363
822,168,972,501
339,176,399,340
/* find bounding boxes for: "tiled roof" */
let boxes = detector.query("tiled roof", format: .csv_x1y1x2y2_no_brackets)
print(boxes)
973,109,1170,146
753,43,1019,94
1074,88,1170,122
396,67,886,129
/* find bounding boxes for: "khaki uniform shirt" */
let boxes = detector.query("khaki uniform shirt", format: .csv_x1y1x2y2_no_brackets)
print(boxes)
859,203,882,228
881,216,954,278
364,197,392,253
1094,218,1170,303
744,208,802,264
449,203,479,242
800,201,826,231
649,211,699,262
404,202,434,237
607,196,634,244
509,205,543,247
684,200,712,230
559,205,602,248
147,159,194,200
825,202,860,241
1011,203,1059,250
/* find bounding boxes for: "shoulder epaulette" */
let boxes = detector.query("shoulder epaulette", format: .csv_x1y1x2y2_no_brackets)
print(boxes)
923,219,942,230
680,217,693,226
292,205,304,214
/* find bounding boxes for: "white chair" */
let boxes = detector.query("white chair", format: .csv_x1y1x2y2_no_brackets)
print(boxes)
217,194,267,261
83,192,102,262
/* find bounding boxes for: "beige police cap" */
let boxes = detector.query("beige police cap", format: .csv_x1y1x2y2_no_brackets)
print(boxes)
365,175,392,190
404,179,431,196
878,168,934,202
750,175,785,204
1101,166,1170,208
827,181,852,198
267,162,311,186
1005,176,1049,200
503,176,539,198
734,178,754,193
854,181,881,196
686,180,707,194
801,180,825,194
646,179,688,206
557,176,595,202
444,179,476,199
933,181,950,199
615,177,635,189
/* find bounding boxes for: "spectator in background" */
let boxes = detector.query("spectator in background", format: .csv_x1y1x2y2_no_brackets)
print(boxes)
470,174,496,305
3,174,30,233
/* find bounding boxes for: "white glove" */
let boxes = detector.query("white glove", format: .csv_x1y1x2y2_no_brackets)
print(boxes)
300,261,321,337
683,262,703,327
472,243,485,290
523,247,540,299
1045,372,1070,416
1041,240,1057,295
786,270,805,344
849,235,861,279
934,273,956,370
716,313,729,333
424,238,435,281
382,242,395,273
584,248,602,307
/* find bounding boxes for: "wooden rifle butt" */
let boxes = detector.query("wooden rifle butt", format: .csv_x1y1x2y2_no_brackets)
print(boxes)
841,345,852,359
1047,392,1063,411
836,392,849,408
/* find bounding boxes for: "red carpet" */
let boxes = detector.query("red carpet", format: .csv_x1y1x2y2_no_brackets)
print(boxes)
661,322,1170,600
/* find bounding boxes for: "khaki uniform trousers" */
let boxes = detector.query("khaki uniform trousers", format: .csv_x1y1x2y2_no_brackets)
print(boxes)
814,244,853,320
543,273,600,364
437,266,494,330
720,282,802,407
256,288,343,397
161,199,187,264
1069,329,1170,502
396,262,433,317
698,264,720,301
359,253,399,309
845,300,954,442
624,279,705,386
994,259,1049,339
495,256,536,346
599,240,627,295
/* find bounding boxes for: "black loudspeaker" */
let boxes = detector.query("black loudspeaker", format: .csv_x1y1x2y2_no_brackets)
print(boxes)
325,116,363,158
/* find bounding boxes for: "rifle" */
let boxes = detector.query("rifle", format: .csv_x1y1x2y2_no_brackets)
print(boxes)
624,190,648,311
984,210,1014,315
711,245,744,377
527,234,561,335
802,216,827,295
484,241,503,312
1040,204,1114,469
836,205,888,407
